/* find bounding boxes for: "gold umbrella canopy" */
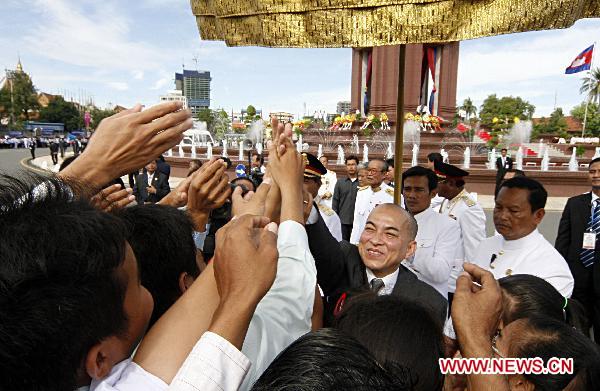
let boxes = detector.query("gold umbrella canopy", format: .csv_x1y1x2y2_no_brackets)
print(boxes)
192,0,599,48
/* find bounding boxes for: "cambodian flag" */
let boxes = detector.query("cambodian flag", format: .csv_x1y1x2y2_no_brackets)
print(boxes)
565,45,594,74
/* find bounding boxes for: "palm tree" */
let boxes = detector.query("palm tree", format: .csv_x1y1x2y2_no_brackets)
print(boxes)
580,67,600,104
460,98,477,121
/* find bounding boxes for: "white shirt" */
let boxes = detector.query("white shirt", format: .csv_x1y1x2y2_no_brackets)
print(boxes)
350,182,395,244
89,358,167,391
439,189,487,293
430,194,445,210
402,208,459,298
472,229,574,297
318,170,338,208
147,172,155,185
315,196,343,241
365,267,399,296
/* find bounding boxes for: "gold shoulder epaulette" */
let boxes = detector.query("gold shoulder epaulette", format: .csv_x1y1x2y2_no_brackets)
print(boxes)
385,188,394,196
318,203,334,216
461,195,476,207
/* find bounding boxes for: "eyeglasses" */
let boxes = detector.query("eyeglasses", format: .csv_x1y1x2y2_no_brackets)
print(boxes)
366,168,385,174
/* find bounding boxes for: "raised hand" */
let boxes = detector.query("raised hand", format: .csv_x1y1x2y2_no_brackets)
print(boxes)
186,158,231,231
89,184,135,212
231,176,271,218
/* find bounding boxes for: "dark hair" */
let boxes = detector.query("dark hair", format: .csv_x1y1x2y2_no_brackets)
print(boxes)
386,158,395,168
511,316,600,391
335,295,443,391
499,176,547,212
368,158,389,172
589,157,600,168
501,148,508,152
346,155,359,165
221,156,232,169
251,152,264,165
427,152,443,163
117,205,198,327
252,328,412,390
59,154,78,171
499,274,587,332
231,176,256,192
402,166,438,192
0,174,129,391
504,168,525,178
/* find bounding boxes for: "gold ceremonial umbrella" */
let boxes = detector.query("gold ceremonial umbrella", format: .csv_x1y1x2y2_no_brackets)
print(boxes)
191,0,600,203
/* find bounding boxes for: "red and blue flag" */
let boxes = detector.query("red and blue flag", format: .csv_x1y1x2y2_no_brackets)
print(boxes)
565,45,594,74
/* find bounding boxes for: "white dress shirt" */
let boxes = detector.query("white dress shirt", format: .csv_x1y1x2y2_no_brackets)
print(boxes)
350,182,395,244
438,189,487,293
365,267,399,295
472,229,574,297
402,208,460,298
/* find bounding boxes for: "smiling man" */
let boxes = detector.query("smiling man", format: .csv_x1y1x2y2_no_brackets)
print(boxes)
556,157,600,343
472,177,573,297
306,203,448,325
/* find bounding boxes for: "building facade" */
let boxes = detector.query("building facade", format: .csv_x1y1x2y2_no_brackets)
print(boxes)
336,101,351,115
159,90,188,109
175,70,211,114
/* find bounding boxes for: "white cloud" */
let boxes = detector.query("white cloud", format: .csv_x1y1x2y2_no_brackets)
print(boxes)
150,77,171,90
132,70,144,80
108,82,129,91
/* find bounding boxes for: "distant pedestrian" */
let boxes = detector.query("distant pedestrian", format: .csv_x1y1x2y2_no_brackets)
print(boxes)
59,138,67,158
29,138,36,160
49,140,59,165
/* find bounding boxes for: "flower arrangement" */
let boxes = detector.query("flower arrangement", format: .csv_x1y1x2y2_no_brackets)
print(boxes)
329,116,343,131
292,119,310,136
380,113,390,131
405,112,443,132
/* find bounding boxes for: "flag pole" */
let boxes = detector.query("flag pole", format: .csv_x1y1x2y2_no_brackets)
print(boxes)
393,45,406,205
582,42,596,137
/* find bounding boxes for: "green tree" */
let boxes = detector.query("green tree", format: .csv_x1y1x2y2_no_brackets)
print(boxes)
479,94,535,129
246,105,256,118
580,67,600,104
196,108,214,129
39,96,82,131
89,107,116,129
533,108,568,138
460,97,477,121
571,101,600,136
213,109,231,140
0,72,39,123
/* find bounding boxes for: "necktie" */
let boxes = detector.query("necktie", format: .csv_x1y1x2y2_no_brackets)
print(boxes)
370,278,385,294
580,200,600,267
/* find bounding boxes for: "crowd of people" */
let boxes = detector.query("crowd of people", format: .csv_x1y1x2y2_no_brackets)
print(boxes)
1,100,600,390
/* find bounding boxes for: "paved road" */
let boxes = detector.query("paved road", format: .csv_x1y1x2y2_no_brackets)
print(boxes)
0,148,565,244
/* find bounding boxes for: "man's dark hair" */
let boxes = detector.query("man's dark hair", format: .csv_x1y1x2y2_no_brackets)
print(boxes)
251,152,264,165
589,157,600,168
0,174,129,391
386,158,395,168
511,316,600,391
499,177,547,212
402,166,438,192
252,328,412,390
427,152,443,163
117,204,199,327
334,295,443,391
346,155,359,165
499,274,587,332
501,148,508,152
221,156,232,169
368,158,389,172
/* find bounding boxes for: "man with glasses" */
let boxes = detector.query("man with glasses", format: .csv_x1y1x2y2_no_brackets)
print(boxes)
349,159,395,244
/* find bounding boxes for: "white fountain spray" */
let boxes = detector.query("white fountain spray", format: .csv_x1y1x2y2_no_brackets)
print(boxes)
463,146,471,169
411,144,419,166
297,134,303,152
488,148,497,169
238,140,244,161
353,134,360,154
178,143,184,158
538,139,544,158
256,142,263,156
506,120,532,146
363,144,369,163
337,145,345,165
207,142,213,159
403,120,421,146
516,146,524,170
593,147,600,160
222,139,228,158
317,144,323,159
167,148,173,158
440,148,449,163
541,149,550,171
191,141,197,159
385,142,393,160
568,147,578,172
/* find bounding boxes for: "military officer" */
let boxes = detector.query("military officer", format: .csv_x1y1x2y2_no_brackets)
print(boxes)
318,155,338,209
434,160,486,302
304,153,343,241
349,158,395,244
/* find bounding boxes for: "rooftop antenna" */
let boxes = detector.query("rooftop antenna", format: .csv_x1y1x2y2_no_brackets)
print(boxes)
192,56,199,71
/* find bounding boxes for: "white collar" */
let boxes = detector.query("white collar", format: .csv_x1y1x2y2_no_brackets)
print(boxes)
500,229,541,250
414,207,434,221
365,267,399,288
591,192,599,205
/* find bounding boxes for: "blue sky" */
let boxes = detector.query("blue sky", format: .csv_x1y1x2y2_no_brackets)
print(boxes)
1,0,599,118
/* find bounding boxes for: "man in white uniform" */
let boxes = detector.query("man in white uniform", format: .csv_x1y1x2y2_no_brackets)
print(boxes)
304,153,343,241
318,155,338,209
434,160,487,303
350,158,394,245
402,166,460,298
425,152,445,210
472,176,574,297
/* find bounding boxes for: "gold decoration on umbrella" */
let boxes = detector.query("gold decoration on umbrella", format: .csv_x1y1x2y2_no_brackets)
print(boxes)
191,0,599,48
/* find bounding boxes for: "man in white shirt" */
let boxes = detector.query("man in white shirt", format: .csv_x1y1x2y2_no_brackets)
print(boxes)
472,176,574,297
434,160,487,303
401,166,460,298
304,153,343,241
425,152,446,210
350,158,395,244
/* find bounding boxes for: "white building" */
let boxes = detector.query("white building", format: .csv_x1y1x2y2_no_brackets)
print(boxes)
159,90,188,109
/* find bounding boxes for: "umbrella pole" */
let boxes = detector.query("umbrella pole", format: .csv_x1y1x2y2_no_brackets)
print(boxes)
393,45,406,205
